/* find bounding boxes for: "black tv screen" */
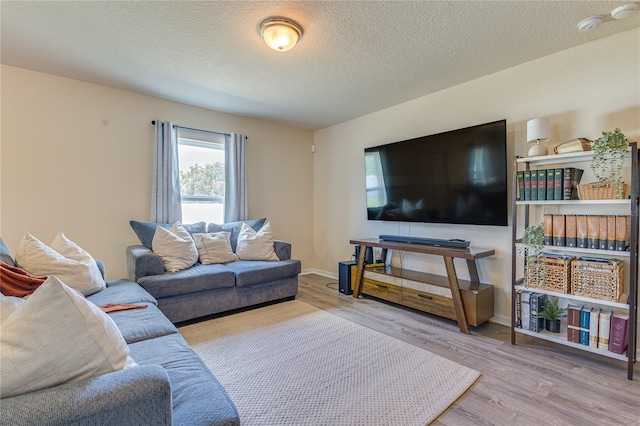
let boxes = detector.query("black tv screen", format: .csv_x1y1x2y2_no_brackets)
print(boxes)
364,119,508,226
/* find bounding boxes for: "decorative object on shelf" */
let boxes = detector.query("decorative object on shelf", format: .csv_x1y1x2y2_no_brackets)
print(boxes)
590,128,629,199
526,117,551,157
258,17,303,52
553,138,592,154
518,224,545,286
571,257,624,302
538,297,566,333
526,253,574,294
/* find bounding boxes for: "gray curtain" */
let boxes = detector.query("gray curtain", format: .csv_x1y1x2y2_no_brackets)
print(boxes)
224,133,247,222
151,120,182,223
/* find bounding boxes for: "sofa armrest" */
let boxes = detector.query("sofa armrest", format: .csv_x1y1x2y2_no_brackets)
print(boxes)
274,240,291,261
0,365,172,426
126,245,165,281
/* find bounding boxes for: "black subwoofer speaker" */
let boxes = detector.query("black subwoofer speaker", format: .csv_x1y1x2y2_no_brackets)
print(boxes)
338,260,357,295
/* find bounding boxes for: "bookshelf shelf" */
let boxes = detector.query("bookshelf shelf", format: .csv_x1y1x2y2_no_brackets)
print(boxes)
515,199,630,206
514,285,629,309
514,328,628,361
510,143,639,380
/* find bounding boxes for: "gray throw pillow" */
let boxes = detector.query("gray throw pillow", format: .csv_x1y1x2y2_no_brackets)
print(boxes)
0,237,16,267
206,218,267,251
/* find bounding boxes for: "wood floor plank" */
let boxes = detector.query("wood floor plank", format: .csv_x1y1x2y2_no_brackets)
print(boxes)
297,274,640,425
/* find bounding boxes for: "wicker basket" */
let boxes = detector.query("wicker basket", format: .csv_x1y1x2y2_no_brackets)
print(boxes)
526,255,574,293
577,182,627,200
571,258,624,302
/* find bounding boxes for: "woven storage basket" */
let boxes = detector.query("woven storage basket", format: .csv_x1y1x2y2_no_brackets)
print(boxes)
577,182,627,200
571,258,624,302
526,255,574,293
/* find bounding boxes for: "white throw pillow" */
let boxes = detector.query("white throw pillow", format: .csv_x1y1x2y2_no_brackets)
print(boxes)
152,221,198,272
14,232,106,296
235,221,279,261
0,276,136,398
192,232,239,265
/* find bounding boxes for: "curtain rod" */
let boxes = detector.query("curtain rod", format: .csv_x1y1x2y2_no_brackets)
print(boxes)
151,120,231,137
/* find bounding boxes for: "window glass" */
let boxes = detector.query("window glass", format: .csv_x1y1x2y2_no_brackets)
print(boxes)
177,130,225,224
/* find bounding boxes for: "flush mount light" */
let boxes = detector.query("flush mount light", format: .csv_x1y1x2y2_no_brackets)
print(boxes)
258,17,303,52
611,3,638,19
577,15,603,31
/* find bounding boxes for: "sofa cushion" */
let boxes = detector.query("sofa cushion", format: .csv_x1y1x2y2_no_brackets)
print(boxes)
129,333,240,426
0,237,15,267
130,220,206,249
206,217,266,251
0,276,136,398
15,232,106,296
87,279,158,306
102,303,178,344
137,263,236,299
225,259,302,288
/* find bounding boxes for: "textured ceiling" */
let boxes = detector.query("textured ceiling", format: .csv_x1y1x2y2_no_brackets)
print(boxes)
2,1,639,130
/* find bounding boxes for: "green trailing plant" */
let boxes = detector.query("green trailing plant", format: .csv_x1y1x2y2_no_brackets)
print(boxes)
538,297,566,322
521,224,544,254
518,224,546,286
591,128,629,199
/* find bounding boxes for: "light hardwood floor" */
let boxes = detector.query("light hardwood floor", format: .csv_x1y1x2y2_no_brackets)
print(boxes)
296,273,640,426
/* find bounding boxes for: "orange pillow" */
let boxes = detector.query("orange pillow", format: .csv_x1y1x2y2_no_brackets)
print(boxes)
0,261,48,297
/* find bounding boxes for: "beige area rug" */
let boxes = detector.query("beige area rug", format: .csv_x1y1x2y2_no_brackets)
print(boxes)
179,300,480,426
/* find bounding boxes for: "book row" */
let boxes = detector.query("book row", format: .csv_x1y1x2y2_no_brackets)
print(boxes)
517,167,583,201
542,214,631,251
566,304,629,355
515,291,629,355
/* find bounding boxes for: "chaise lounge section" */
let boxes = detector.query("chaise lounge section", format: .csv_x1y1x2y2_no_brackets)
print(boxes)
0,238,240,426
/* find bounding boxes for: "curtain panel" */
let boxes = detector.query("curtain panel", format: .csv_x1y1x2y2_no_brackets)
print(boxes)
224,133,248,222
151,120,182,223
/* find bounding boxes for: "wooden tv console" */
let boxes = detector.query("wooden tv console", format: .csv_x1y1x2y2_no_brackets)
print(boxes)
350,238,495,334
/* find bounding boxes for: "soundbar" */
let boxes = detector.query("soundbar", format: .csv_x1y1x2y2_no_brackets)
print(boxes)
379,235,470,248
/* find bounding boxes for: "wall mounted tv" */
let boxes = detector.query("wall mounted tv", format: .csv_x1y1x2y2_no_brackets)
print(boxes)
364,119,508,226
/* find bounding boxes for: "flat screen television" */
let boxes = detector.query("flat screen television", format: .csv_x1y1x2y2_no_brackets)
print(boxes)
364,119,508,226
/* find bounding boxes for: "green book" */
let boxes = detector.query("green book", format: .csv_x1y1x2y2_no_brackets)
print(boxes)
524,170,532,201
530,170,538,201
537,169,547,200
517,171,525,201
546,169,554,200
553,168,564,200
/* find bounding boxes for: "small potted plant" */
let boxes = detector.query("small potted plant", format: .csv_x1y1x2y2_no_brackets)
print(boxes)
538,297,566,333
591,128,629,199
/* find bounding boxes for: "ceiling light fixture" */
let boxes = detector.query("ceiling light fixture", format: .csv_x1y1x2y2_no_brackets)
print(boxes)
577,15,603,31
611,3,638,19
258,17,303,52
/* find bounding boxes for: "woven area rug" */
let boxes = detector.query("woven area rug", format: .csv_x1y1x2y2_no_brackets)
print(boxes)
179,300,480,426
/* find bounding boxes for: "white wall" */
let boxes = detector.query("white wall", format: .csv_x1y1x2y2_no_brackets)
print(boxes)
1,66,314,280
312,29,640,325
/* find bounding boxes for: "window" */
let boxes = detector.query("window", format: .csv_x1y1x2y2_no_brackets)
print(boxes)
177,129,225,224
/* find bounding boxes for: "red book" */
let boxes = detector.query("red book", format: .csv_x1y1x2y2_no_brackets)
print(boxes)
609,313,629,354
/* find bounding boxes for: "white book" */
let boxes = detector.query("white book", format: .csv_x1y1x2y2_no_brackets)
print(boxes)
598,310,613,350
589,308,600,348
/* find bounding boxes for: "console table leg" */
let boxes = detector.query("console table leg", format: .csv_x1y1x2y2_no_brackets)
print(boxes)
352,245,367,298
444,256,470,334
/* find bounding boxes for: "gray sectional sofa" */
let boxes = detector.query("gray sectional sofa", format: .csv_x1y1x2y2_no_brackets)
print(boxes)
126,218,301,323
0,238,240,426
